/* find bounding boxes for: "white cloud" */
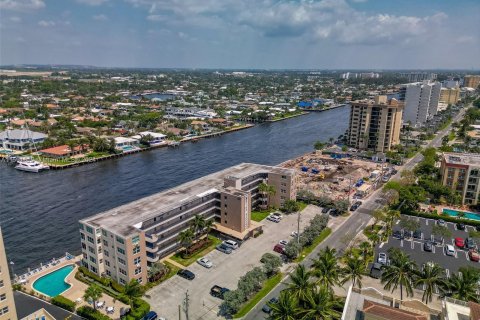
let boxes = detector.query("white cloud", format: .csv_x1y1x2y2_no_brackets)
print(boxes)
0,0,45,10
10,16,22,22
457,35,476,44
93,14,108,21
76,0,108,6
38,20,55,27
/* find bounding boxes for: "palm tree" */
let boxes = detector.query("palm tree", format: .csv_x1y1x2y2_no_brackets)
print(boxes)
414,262,447,304
341,255,366,289
269,291,300,320
384,210,401,233
381,251,417,300
191,215,206,240
358,242,373,260
178,228,194,254
203,218,214,238
286,265,313,304
369,233,381,247
300,286,341,320
312,247,342,290
444,268,480,303
83,284,103,310
123,279,145,308
258,182,276,209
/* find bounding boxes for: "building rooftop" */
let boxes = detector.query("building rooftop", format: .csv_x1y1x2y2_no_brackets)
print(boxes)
0,129,47,140
14,291,83,320
443,152,480,166
363,300,428,320
81,163,294,237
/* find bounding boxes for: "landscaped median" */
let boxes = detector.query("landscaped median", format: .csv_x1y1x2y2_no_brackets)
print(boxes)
295,227,332,263
170,234,222,267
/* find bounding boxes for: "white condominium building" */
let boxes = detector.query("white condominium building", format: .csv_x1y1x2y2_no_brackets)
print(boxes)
401,81,441,127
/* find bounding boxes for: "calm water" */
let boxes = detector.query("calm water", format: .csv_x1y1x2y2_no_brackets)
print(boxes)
0,108,348,272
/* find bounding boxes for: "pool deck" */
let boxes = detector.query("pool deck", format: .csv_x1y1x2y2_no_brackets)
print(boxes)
20,256,127,319
421,204,480,220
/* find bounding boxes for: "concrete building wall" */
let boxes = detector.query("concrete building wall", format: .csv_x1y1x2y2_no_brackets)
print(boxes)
464,75,480,89
440,88,460,105
440,154,480,205
0,228,17,320
220,189,251,233
267,172,296,208
428,82,441,117
403,84,422,125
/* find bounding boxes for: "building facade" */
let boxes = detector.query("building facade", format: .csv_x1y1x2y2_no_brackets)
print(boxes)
399,72,437,82
0,228,17,320
439,87,460,105
400,81,441,127
463,75,480,89
347,95,403,153
79,163,296,285
0,129,47,151
440,153,480,205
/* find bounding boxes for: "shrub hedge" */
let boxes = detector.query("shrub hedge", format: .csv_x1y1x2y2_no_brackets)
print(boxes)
124,298,151,320
51,295,76,312
76,306,111,320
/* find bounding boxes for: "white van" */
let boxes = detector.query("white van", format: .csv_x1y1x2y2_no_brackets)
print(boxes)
223,240,239,250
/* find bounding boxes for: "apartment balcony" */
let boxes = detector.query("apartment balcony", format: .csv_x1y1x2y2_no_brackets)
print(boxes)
145,233,158,243
146,244,159,253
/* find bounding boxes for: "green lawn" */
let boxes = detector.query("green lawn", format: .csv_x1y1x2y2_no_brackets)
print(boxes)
145,261,181,290
251,208,275,222
295,228,332,262
297,201,308,212
170,235,222,267
234,273,283,318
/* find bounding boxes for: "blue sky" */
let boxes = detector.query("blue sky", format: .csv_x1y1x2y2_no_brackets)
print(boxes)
1,0,479,69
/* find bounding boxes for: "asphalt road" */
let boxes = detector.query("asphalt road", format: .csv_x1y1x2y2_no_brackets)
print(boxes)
244,106,468,320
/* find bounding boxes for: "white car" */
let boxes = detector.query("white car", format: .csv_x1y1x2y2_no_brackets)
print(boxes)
271,212,283,219
222,240,238,250
267,215,281,223
445,244,456,256
291,231,298,238
197,257,213,268
377,253,388,265
279,240,288,246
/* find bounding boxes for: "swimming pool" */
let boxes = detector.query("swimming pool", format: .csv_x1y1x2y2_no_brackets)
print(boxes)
32,264,74,297
442,208,480,221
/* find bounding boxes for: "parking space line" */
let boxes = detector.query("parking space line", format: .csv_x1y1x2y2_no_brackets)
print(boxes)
411,241,414,249
445,269,450,278
432,246,435,254
400,240,404,247
395,219,400,225
425,219,428,226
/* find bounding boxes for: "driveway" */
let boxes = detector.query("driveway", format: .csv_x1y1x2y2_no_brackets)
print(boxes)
145,206,321,320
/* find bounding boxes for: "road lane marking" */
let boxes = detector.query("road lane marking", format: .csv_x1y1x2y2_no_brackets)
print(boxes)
400,240,404,247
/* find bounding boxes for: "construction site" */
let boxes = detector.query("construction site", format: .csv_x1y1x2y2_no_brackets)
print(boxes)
281,151,390,201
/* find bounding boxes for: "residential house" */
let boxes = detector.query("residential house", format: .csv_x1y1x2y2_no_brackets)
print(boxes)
0,129,47,150
39,145,87,159
132,131,167,146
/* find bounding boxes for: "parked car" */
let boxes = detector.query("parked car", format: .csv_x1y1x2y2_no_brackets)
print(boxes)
393,230,404,239
445,244,456,256
457,223,466,231
350,201,361,211
413,230,422,239
267,215,281,223
328,208,339,216
469,249,480,262
279,240,288,246
291,231,298,238
377,253,388,265
222,240,238,250
455,237,465,248
271,212,283,219
321,207,330,214
465,238,477,249
273,244,285,254
210,285,230,299
262,297,279,314
437,219,446,227
382,175,390,183
424,241,433,252
143,311,158,320
216,243,233,254
370,263,383,279
177,269,195,280
197,257,213,268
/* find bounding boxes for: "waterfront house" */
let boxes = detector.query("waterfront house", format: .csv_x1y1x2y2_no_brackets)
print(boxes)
132,131,166,146
39,144,87,159
114,136,139,151
191,120,210,132
0,129,47,150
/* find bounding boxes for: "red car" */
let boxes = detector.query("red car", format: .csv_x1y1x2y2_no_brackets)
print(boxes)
455,237,465,248
469,249,480,262
273,244,285,254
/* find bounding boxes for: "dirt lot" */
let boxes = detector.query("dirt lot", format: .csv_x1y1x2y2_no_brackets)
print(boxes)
281,151,385,200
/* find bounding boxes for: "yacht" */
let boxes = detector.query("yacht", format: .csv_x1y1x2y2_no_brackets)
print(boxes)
15,159,50,173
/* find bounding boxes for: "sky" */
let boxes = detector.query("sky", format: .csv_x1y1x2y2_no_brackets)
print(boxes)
1,0,479,69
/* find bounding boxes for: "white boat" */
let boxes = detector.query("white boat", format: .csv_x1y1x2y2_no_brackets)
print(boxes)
15,159,50,173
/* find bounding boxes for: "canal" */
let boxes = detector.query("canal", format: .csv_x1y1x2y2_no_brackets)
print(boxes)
0,108,349,272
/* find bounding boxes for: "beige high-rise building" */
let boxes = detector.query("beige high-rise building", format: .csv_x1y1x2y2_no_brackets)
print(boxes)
347,95,403,153
464,75,480,89
439,88,460,105
440,153,480,205
79,163,296,285
0,227,17,320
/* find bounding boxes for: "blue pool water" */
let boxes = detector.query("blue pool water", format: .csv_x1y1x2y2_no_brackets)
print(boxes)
442,208,480,221
32,265,74,297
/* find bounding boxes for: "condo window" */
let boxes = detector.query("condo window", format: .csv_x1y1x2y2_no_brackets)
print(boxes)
224,220,227,224
106,260,110,267
89,256,96,263
87,236,94,244
0,294,5,301
117,247,126,255
281,175,287,179
135,267,142,275
116,236,125,244
80,233,85,240
103,240,108,246
132,235,140,244
0,280,3,288
0,307,8,315
118,258,126,265
86,226,93,234
134,257,141,265
133,246,140,254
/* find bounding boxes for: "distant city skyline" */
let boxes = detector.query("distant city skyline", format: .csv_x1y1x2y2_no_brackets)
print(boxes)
1,0,479,69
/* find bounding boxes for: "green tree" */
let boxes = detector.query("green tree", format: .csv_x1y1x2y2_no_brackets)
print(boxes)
414,263,448,304
444,267,480,303
260,253,282,276
286,265,313,304
282,200,301,214
190,214,206,240
381,251,417,300
258,182,276,209
83,284,103,310
268,291,300,320
123,279,145,308
334,199,349,214
178,229,194,254
312,247,342,290
341,255,366,289
314,141,326,150
300,286,341,320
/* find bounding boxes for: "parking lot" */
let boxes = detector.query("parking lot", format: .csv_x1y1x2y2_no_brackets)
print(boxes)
145,205,323,320
374,216,479,276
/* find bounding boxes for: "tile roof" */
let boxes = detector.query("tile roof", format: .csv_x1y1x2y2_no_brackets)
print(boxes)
469,301,480,320
363,300,428,320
